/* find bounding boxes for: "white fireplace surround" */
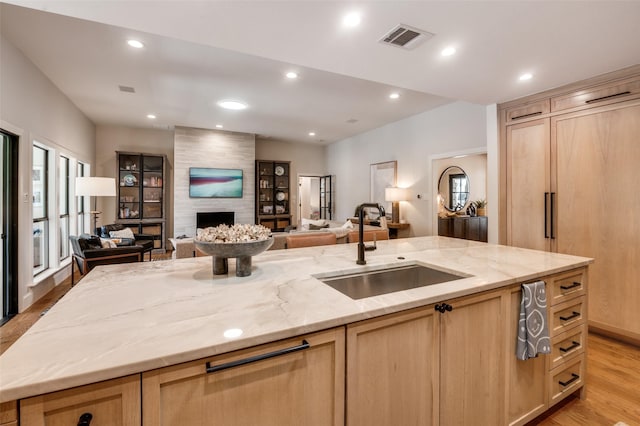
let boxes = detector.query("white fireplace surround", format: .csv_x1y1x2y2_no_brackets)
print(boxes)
173,126,255,237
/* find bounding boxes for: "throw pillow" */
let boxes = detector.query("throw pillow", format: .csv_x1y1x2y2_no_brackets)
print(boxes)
100,238,117,248
309,223,329,230
109,227,135,239
301,218,327,230
341,220,354,229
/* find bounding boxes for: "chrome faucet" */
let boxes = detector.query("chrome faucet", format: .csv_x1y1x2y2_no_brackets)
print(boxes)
356,203,386,265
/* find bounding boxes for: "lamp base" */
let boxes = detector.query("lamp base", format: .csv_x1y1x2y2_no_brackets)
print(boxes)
391,201,400,224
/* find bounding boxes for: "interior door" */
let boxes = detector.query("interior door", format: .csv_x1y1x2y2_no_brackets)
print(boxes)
319,175,332,220
1,129,19,325
552,101,640,336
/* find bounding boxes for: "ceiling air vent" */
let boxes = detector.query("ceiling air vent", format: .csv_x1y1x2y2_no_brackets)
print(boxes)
118,85,135,93
380,24,434,50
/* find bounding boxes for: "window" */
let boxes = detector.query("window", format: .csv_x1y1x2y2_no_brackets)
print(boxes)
33,145,49,275
77,162,86,235
59,156,70,260
449,173,469,211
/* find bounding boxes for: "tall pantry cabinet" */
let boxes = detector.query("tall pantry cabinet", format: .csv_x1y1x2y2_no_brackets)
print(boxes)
500,66,640,343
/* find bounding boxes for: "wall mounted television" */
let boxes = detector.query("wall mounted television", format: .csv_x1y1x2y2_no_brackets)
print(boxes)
189,168,243,198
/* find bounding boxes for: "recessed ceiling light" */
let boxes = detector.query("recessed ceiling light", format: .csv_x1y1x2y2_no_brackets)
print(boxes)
308,132,316,136
389,93,400,99
146,114,156,119
215,124,223,129
343,12,361,27
286,71,298,79
441,46,456,56
127,39,144,49
519,73,533,81
217,100,248,110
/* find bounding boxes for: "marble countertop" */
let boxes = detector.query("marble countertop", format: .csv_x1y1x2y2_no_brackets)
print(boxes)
0,237,592,402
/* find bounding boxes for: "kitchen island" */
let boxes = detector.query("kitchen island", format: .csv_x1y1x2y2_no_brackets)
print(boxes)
0,237,592,425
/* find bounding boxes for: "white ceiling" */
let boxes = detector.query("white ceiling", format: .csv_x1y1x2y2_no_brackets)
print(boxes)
2,1,640,145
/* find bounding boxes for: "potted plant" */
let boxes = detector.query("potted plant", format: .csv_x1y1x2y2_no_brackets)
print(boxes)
474,199,487,216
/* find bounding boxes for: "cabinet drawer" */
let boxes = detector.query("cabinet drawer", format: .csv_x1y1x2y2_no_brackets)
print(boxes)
550,297,585,336
549,325,586,370
548,357,584,407
551,75,640,111
504,99,550,123
19,375,141,426
548,269,586,306
0,401,17,425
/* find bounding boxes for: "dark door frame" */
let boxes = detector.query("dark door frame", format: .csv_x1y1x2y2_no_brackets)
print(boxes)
1,129,19,326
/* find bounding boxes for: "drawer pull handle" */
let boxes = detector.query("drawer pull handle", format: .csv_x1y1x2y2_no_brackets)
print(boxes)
560,311,580,321
206,340,310,373
560,281,581,291
558,373,580,387
511,111,543,120
585,91,631,104
559,340,581,353
435,303,453,313
78,413,93,426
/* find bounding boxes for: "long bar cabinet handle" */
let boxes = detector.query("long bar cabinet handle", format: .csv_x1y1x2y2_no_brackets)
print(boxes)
558,373,580,387
559,311,580,321
550,192,556,239
206,340,310,373
560,282,581,291
511,111,543,120
544,192,549,238
585,91,631,104
559,341,581,353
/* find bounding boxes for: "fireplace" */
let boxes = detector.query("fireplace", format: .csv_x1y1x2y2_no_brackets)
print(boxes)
197,212,235,229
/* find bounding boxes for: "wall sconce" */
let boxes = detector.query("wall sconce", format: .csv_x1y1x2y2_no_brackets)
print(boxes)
385,187,410,224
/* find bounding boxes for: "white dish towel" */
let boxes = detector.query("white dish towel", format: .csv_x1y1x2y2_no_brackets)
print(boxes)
517,280,551,360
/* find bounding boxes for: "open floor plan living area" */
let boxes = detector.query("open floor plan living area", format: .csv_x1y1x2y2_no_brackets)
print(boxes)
1,1,639,425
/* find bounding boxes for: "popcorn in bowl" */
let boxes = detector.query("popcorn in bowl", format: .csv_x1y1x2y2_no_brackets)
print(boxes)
195,224,271,243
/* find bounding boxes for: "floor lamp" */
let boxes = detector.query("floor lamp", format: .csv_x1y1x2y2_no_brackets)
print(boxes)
76,177,116,234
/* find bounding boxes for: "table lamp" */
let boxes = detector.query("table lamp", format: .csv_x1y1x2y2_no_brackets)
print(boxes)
76,177,116,234
385,187,409,224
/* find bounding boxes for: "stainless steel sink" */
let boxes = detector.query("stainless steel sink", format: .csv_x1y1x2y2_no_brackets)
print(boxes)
317,264,468,300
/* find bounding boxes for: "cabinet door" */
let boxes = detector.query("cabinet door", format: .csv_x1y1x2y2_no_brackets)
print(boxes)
506,118,551,251
440,290,506,425
506,286,547,425
346,307,439,426
142,328,345,426
20,375,140,426
553,101,640,337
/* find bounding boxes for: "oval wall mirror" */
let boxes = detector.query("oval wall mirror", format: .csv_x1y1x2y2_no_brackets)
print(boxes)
438,166,470,212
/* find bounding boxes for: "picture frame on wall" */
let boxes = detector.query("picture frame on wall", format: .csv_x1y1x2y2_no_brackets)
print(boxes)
370,160,397,218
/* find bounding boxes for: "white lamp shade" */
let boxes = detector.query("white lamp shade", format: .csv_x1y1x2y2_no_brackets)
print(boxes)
385,187,409,202
75,177,116,197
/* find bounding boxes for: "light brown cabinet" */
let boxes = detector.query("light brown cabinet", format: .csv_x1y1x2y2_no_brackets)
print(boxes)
347,289,506,425
500,67,640,343
19,375,140,426
346,307,439,426
142,328,344,426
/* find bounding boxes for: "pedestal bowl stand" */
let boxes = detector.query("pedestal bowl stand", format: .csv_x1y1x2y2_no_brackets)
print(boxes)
194,237,274,277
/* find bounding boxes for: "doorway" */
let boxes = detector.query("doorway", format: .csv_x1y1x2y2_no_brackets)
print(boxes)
1,129,19,326
297,175,332,224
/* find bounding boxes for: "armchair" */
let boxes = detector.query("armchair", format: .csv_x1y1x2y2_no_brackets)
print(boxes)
99,224,154,260
69,235,145,286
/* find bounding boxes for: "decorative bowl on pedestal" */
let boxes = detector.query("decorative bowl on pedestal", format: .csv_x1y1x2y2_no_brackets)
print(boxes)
194,237,274,277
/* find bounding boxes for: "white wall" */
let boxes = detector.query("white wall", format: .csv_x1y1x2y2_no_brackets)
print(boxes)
174,126,255,237
256,138,327,223
327,101,487,237
95,125,175,241
0,34,95,311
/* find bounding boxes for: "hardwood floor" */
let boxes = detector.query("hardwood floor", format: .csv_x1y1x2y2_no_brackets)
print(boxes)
1,259,639,425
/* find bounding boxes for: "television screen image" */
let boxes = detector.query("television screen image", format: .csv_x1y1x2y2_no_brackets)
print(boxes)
189,168,243,198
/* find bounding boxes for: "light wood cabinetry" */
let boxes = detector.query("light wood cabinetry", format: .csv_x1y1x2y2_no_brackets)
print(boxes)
116,151,167,251
0,401,17,426
255,160,292,232
142,328,344,426
19,375,140,426
347,289,507,425
500,66,640,343
346,307,439,426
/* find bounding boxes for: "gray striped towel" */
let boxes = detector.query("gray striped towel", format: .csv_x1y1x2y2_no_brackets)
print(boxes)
516,280,551,360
